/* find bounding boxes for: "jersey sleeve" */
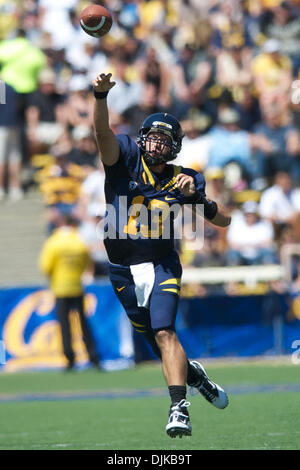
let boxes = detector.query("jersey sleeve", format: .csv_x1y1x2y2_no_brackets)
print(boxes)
117,134,139,167
181,167,206,196
103,134,139,178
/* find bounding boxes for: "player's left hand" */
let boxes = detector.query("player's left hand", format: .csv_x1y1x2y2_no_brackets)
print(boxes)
176,173,196,197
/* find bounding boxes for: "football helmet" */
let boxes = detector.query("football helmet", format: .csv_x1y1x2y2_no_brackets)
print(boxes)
136,113,184,165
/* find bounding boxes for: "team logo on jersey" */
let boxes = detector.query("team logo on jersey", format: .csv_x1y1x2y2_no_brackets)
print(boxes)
129,181,138,191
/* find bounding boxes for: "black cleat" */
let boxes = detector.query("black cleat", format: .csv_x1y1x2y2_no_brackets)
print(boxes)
188,361,228,409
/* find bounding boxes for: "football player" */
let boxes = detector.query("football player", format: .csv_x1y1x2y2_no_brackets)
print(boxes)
93,73,230,438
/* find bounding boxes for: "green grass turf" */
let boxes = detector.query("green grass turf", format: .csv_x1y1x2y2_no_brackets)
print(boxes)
0,360,300,450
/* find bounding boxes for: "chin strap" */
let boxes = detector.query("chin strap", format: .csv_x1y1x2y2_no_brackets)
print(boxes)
143,152,166,166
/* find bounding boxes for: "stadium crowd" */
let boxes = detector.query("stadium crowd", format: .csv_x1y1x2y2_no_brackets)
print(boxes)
1,0,300,293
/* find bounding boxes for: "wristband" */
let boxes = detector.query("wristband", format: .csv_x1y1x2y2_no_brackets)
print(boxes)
191,192,218,220
94,90,109,99
188,191,202,205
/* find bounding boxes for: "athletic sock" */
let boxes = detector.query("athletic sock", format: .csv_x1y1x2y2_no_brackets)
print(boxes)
168,385,187,407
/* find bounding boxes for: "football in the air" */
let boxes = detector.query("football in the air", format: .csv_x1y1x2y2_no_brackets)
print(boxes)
79,4,112,38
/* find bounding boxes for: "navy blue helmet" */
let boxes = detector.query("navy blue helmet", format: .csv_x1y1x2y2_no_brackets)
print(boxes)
136,112,184,165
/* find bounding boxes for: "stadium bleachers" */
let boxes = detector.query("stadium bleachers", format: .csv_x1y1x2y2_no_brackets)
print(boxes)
0,188,46,286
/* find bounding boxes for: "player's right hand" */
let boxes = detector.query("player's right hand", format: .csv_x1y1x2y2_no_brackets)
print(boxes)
176,173,196,197
93,73,116,92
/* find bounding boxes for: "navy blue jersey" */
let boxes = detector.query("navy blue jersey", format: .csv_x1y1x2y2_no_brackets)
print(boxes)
103,134,213,265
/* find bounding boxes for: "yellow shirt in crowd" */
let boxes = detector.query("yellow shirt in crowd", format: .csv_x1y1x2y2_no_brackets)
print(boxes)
251,52,292,90
39,227,91,298
0,37,46,93
0,0,21,40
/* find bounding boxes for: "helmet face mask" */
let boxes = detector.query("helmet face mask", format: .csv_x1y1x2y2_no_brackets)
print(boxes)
144,132,173,165
136,113,184,166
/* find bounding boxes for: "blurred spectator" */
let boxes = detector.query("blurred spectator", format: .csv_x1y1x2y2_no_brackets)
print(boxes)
259,170,300,240
135,0,178,40
40,47,74,94
39,212,100,371
252,101,300,181
204,167,235,209
0,28,47,166
21,8,44,47
38,152,85,233
289,257,300,298
122,82,164,138
0,29,46,94
144,24,177,68
206,107,272,185
67,41,108,81
286,255,300,323
180,224,226,271
116,35,143,66
67,125,99,171
177,111,212,172
251,38,293,107
60,74,94,129
232,87,261,131
0,0,21,41
37,0,80,51
76,166,105,223
215,43,252,101
208,0,252,54
0,82,23,200
176,0,203,22
226,200,277,266
204,166,236,256
25,67,66,156
242,0,266,48
106,54,143,115
137,45,171,108
263,2,300,77
115,0,140,35
171,43,213,117
291,84,300,130
79,204,109,279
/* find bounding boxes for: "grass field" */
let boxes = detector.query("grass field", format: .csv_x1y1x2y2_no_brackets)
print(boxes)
0,359,300,450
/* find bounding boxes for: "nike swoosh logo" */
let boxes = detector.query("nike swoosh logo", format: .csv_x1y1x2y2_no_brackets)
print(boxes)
116,286,126,292
165,196,176,201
